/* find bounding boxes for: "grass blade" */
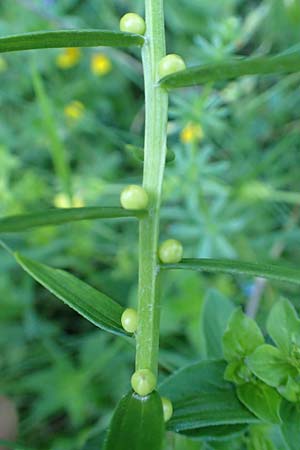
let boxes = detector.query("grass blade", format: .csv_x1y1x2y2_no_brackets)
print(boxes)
0,207,141,233
0,30,144,53
15,253,129,337
160,258,300,285
160,51,300,89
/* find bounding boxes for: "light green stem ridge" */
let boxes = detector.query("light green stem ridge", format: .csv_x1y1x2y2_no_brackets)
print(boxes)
136,0,168,374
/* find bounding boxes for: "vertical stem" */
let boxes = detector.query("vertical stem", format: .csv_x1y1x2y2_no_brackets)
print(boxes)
135,0,168,374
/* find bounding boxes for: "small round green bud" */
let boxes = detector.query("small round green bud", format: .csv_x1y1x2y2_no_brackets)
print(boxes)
161,396,173,422
120,185,149,210
120,13,146,35
121,308,138,333
158,54,186,78
158,239,183,264
131,369,157,396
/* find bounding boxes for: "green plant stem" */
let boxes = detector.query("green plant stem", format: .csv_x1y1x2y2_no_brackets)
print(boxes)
136,0,168,374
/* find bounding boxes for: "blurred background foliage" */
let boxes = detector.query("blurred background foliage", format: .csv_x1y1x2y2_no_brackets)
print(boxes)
0,0,300,448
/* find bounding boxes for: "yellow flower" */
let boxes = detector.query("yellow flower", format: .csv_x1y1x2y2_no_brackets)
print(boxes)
0,56,8,73
53,193,71,208
72,195,85,208
64,101,85,121
53,193,85,208
56,48,81,69
91,53,112,76
180,122,204,144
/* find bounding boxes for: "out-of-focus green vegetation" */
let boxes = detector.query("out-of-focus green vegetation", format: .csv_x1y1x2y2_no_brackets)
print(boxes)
0,0,300,448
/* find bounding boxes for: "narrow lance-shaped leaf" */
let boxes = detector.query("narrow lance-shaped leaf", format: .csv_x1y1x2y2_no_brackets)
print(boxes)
14,253,128,337
0,29,144,53
0,207,142,233
181,424,247,441
160,258,300,286
104,391,164,450
160,51,300,89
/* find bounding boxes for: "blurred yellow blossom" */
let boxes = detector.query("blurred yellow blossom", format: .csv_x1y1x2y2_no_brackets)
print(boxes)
91,53,112,76
72,195,85,208
0,57,8,73
56,48,81,69
180,122,204,144
64,101,85,121
53,193,84,208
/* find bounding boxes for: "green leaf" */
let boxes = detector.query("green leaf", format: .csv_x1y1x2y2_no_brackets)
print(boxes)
222,309,264,362
224,360,253,385
247,425,276,450
104,391,164,450
165,433,203,450
280,400,300,450
179,424,246,441
0,440,31,450
125,145,175,164
0,207,141,233
278,376,300,403
202,289,234,358
247,345,296,387
267,299,300,355
237,382,281,424
0,30,144,53
160,258,300,286
159,359,257,435
14,253,127,337
159,51,300,89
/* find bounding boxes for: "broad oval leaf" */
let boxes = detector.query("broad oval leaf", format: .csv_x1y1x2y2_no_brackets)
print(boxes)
246,345,297,387
160,258,300,286
267,298,300,355
159,359,257,436
223,309,264,362
14,253,128,337
0,30,144,53
0,207,141,233
160,51,300,89
104,391,164,450
237,382,281,424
